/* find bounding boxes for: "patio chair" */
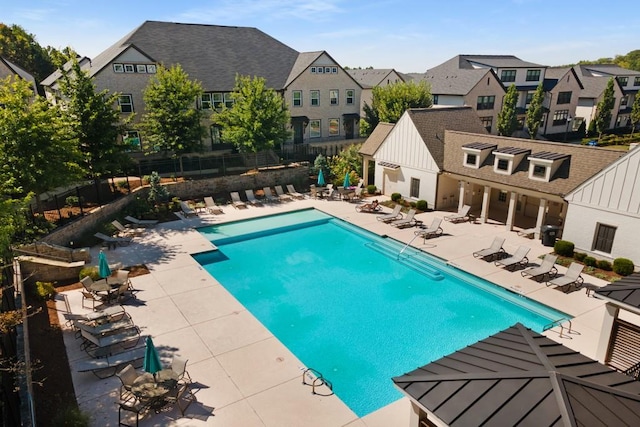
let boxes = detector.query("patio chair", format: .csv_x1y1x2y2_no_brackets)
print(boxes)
310,184,319,199
275,185,293,202
390,209,421,228
414,218,443,241
521,254,558,281
230,192,247,209
116,363,139,399
179,201,198,217
80,326,141,357
124,215,158,227
472,237,506,261
76,345,145,379
204,196,223,214
495,245,531,271
112,281,137,304
245,189,263,205
170,357,192,384
115,269,133,290
73,316,134,339
444,205,471,223
117,396,150,427
376,205,403,223
355,200,382,213
80,276,95,292
323,184,335,199
286,184,305,199
517,227,538,238
546,262,585,291
263,187,280,203
95,232,132,250
160,382,196,416
111,220,144,237
63,305,127,326
81,290,103,310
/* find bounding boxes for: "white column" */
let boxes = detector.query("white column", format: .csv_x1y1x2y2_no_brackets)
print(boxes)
362,157,370,186
479,185,491,224
534,198,547,239
458,181,466,212
596,303,620,364
505,191,517,231
409,402,422,427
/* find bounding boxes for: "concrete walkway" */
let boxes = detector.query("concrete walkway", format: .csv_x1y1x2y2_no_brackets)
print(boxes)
55,196,638,426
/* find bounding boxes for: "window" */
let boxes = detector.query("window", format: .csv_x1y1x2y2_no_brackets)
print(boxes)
557,91,572,104
526,69,541,81
477,95,495,110
210,125,222,145
317,67,324,74
310,66,317,74
124,64,135,73
224,93,234,108
324,67,331,73
617,76,628,87
113,64,124,73
501,70,516,82
212,93,224,109
123,131,141,151
331,67,338,74
465,153,477,166
552,109,569,126
292,90,302,107
593,223,616,253
118,94,133,113
346,89,355,105
498,191,507,202
410,178,420,198
532,165,547,178
200,93,212,110
635,76,640,86
497,159,509,171
432,95,439,105
330,90,338,105
146,64,157,73
136,64,147,73
309,120,321,138
621,95,629,107
480,116,493,132
329,119,339,136
525,92,534,105
311,90,320,106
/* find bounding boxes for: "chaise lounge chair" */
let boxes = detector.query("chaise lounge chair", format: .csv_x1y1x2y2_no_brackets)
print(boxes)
495,245,530,271
390,209,421,228
245,189,263,206
111,220,145,237
263,187,280,203
275,185,293,202
444,205,471,223
546,262,584,291
230,192,248,209
179,201,198,218
286,184,305,199
76,345,146,379
414,218,443,241
204,196,223,214
377,205,403,223
473,237,506,261
521,254,558,281
355,201,382,213
124,216,158,227
95,232,132,250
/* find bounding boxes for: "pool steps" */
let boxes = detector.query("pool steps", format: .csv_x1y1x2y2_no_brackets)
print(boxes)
365,241,444,281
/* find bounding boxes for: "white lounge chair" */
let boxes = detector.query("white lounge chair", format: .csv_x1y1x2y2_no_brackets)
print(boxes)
377,205,403,223
111,220,144,237
521,254,558,281
263,187,280,203
245,189,263,205
414,218,443,241
286,184,305,199
230,192,247,209
179,201,198,217
546,262,585,291
473,237,506,261
390,209,421,228
124,215,158,227
204,196,223,214
275,185,293,202
444,205,471,223
495,245,530,270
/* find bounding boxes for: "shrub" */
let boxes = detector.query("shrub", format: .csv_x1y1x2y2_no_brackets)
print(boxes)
573,252,587,262
554,240,575,257
65,195,81,207
79,266,100,281
583,256,597,267
596,260,612,271
391,193,402,202
416,200,428,211
34,281,56,301
366,184,377,195
613,258,635,276
116,180,129,189
51,406,90,427
409,201,417,208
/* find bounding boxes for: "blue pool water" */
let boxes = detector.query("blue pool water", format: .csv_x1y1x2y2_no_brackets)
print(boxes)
194,209,569,417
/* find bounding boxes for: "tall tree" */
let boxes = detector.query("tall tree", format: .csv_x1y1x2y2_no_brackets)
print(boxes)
59,58,130,183
630,92,640,135
497,84,519,136
525,83,545,139
362,80,432,135
0,75,81,209
213,74,290,163
140,64,205,172
594,77,616,140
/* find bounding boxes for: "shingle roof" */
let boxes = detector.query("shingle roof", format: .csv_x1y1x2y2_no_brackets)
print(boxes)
443,131,624,196
359,122,394,156
407,107,489,168
347,69,401,88
581,64,640,77
420,68,495,95
458,54,547,69
595,273,640,315
393,323,640,427
1,56,37,88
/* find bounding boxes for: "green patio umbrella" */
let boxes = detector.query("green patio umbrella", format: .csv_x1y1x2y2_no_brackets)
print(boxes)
317,169,326,186
98,250,111,281
343,172,350,188
143,336,162,376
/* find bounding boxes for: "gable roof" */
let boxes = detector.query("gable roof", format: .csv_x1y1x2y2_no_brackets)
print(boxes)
574,65,625,98
359,122,394,156
44,21,300,91
595,273,640,316
347,69,403,88
284,51,361,88
0,56,37,88
443,131,624,196
581,64,640,77
457,54,546,69
410,67,502,96
393,323,640,427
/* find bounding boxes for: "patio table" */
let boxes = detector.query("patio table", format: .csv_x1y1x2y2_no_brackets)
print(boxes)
132,370,179,409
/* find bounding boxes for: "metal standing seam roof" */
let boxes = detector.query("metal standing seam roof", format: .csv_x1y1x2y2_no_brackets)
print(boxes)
493,147,531,156
595,273,640,315
529,152,570,161
392,323,640,427
462,142,497,151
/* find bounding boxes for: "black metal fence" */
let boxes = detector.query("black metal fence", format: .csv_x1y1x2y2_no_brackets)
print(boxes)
0,262,21,427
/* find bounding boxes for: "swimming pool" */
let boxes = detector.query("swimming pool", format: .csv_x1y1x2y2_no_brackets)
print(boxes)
194,209,569,417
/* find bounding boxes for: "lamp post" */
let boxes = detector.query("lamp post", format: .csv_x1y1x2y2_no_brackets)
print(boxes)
564,116,572,142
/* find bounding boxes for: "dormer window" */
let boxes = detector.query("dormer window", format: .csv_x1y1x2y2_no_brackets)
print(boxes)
461,142,496,169
465,153,477,166
492,147,531,175
497,159,509,171
527,151,569,182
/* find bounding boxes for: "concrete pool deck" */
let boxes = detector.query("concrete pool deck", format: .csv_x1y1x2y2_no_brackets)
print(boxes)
55,196,640,426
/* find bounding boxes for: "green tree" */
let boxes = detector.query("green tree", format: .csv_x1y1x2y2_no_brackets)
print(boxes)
630,91,640,135
0,75,82,210
59,58,131,183
329,143,363,184
594,77,616,139
140,64,205,172
213,74,291,165
314,154,330,181
497,85,519,136
362,80,432,135
525,83,545,139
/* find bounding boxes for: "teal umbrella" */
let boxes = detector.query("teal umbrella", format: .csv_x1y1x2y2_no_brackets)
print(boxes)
143,336,162,376
317,169,326,186
98,250,111,280
343,172,350,188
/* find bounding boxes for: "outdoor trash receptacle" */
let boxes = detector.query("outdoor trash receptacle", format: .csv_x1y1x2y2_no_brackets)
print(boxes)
541,225,560,247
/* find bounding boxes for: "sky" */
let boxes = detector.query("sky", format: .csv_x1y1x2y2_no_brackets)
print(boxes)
3,0,639,73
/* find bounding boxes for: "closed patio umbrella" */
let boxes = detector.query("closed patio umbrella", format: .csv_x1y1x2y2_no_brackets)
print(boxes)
143,336,162,377
317,169,326,186
343,172,350,188
98,250,111,281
